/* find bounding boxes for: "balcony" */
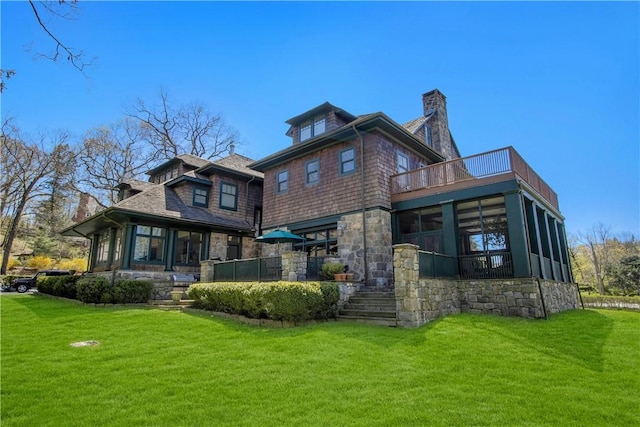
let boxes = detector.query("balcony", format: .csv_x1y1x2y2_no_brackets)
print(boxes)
390,146,558,210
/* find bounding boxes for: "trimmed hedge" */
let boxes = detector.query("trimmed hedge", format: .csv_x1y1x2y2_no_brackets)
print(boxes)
188,281,340,322
37,275,82,299
74,277,154,304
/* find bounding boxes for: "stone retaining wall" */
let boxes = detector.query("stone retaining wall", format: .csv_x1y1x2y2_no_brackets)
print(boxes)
393,243,580,327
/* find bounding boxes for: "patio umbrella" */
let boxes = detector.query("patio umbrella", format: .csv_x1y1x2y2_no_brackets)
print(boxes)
255,229,304,244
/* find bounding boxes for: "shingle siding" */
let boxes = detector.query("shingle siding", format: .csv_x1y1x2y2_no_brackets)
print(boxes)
262,131,436,228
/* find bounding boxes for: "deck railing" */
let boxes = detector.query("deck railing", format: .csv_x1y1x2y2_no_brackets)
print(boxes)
390,146,558,210
213,257,282,282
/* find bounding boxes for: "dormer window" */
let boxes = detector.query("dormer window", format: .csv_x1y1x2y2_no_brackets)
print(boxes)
300,115,326,142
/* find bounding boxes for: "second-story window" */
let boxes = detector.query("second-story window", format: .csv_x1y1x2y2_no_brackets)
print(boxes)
340,148,355,175
306,159,319,185
277,170,289,193
220,182,238,210
397,151,409,174
193,188,209,207
300,115,326,142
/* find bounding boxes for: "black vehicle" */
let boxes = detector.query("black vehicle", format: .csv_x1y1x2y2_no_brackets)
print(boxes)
2,270,74,293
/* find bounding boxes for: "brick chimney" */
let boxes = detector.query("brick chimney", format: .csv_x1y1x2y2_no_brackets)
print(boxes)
422,89,457,160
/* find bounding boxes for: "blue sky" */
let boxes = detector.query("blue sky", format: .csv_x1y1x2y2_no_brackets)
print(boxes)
1,1,638,236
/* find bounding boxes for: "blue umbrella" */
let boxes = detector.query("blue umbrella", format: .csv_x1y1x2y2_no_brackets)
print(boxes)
255,229,304,244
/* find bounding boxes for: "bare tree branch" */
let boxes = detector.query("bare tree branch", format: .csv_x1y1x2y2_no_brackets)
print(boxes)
128,88,239,160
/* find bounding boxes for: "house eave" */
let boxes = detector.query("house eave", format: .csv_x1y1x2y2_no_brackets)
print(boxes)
250,113,444,172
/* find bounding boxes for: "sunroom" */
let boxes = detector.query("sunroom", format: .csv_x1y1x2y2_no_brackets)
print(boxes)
390,147,573,282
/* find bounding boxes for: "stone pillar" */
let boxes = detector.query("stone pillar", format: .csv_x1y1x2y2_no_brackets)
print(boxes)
281,251,307,281
393,243,423,327
200,260,216,282
338,209,393,288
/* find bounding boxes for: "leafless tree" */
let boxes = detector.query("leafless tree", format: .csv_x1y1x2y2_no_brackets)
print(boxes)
1,0,93,92
77,119,162,207
128,88,239,160
577,222,613,294
0,124,74,274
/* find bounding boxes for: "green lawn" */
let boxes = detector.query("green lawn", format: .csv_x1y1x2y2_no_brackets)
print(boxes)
1,295,638,426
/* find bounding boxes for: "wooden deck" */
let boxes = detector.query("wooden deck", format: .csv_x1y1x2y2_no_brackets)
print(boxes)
390,146,558,210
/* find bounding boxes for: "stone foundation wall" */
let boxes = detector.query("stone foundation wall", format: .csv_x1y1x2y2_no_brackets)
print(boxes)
91,269,176,300
338,209,393,288
393,244,580,327
539,280,580,314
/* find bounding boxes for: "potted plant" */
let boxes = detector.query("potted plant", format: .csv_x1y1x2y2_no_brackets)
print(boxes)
321,262,345,281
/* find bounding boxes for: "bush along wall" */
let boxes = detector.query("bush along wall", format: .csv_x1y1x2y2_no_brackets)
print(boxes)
188,281,340,322
69,277,154,304
37,276,82,299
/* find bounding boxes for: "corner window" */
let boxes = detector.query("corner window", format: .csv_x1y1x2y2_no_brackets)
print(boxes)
193,188,209,207
220,182,238,210
133,225,165,263
277,170,289,193
306,159,319,185
300,115,326,142
340,148,355,175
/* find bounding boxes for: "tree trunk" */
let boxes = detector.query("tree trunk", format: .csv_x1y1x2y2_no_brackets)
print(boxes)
0,196,28,275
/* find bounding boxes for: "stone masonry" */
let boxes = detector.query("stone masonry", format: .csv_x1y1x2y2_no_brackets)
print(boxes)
393,244,580,327
338,209,393,288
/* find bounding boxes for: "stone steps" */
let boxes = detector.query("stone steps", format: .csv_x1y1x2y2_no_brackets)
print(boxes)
338,290,397,327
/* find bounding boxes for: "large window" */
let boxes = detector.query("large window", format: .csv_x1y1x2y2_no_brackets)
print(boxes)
133,226,165,263
397,206,443,252
456,196,509,255
277,170,289,193
96,232,110,263
306,159,319,185
193,187,209,207
175,231,203,265
340,148,355,175
293,227,338,257
300,115,326,142
219,182,238,210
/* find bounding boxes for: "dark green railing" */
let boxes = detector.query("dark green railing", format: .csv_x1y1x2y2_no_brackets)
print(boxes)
459,252,513,279
213,257,282,282
418,251,457,278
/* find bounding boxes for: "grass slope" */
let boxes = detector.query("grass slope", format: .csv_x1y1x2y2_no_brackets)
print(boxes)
1,295,638,426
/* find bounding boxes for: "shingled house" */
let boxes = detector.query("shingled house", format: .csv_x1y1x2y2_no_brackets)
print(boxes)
63,89,578,323
61,153,263,281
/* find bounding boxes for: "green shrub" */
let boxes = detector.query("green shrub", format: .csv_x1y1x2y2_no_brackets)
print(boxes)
37,275,81,299
321,263,344,280
76,277,113,304
112,280,153,304
188,281,341,322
